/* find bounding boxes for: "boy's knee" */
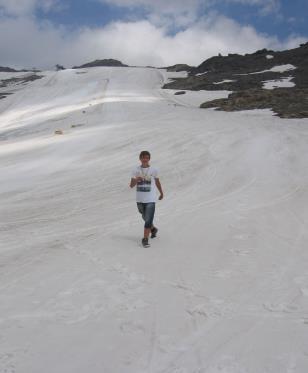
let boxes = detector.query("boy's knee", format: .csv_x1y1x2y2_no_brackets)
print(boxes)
137,203,144,215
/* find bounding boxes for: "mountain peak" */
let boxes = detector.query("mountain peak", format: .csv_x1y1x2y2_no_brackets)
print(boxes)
73,59,128,69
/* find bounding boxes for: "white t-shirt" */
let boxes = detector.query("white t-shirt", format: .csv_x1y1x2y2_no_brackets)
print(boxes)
131,166,159,203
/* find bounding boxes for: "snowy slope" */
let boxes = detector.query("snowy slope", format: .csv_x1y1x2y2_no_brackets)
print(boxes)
1,67,308,373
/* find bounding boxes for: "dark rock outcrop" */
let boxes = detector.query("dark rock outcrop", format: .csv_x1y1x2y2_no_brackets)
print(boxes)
200,88,308,118
55,64,65,71
73,59,128,69
163,42,308,118
164,64,193,72
0,74,43,100
0,74,43,88
0,66,18,72
0,92,12,99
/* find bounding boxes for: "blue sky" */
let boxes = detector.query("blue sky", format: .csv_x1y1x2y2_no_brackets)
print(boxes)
0,0,307,69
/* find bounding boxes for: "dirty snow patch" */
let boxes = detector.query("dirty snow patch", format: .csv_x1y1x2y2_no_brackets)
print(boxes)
250,64,296,75
263,76,295,89
213,79,236,85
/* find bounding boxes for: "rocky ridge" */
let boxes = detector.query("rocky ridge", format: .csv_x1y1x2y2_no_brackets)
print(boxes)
0,73,43,100
163,42,308,118
0,66,18,73
73,59,128,69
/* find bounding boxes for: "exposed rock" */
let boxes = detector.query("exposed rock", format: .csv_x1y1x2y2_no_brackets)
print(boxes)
71,124,85,128
200,88,308,118
191,43,308,76
163,70,297,91
0,74,44,100
55,64,65,71
165,64,193,72
0,66,18,72
0,92,12,100
163,42,308,118
73,59,128,69
54,130,64,135
174,91,186,95
0,74,43,88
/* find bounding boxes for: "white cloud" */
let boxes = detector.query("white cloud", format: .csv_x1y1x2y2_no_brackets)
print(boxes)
0,0,304,70
0,17,70,69
0,13,305,70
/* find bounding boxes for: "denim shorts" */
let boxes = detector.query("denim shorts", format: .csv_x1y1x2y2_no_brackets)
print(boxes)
137,202,155,229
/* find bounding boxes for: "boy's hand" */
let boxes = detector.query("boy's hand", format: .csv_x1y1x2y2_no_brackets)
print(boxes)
159,193,164,200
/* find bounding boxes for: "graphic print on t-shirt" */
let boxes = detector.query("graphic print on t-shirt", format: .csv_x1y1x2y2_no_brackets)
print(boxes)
137,177,151,192
137,170,151,192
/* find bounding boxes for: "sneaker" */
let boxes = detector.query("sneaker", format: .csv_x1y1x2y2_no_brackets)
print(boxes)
142,238,150,248
151,227,158,238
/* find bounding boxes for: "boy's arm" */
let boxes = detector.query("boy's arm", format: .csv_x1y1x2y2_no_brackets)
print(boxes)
130,176,143,188
130,178,137,188
155,178,164,200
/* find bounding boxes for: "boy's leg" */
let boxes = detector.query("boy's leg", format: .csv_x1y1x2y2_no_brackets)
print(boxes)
137,203,146,221
143,203,155,238
150,226,158,238
137,203,151,240
144,227,151,239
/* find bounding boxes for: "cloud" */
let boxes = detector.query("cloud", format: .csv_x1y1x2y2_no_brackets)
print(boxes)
0,0,305,70
0,16,70,69
0,12,305,70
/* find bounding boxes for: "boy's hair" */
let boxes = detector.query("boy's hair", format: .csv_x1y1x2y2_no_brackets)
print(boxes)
139,150,151,159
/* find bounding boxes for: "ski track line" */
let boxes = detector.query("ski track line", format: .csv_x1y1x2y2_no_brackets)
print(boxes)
156,71,196,109
161,175,257,220
187,163,218,199
238,184,302,212
159,154,218,216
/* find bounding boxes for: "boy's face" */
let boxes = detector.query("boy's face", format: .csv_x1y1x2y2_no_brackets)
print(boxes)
140,155,150,167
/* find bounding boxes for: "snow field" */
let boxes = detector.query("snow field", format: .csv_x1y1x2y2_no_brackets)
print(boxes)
0,67,308,373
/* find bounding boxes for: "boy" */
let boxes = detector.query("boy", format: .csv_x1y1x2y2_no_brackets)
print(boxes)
130,151,164,247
